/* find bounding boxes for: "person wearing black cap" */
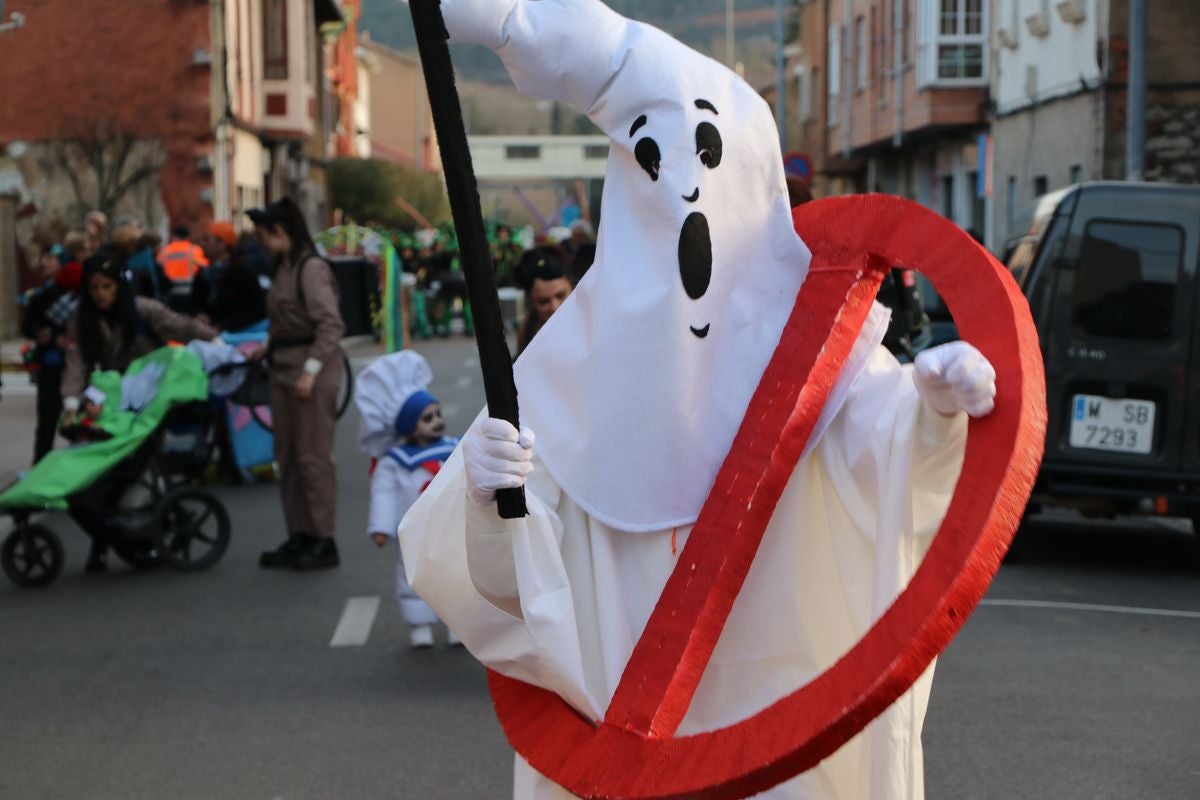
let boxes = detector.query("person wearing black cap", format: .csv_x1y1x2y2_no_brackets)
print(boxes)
61,247,219,572
247,197,346,570
516,246,573,355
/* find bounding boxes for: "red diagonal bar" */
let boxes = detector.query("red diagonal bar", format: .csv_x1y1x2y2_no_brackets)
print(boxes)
603,256,890,739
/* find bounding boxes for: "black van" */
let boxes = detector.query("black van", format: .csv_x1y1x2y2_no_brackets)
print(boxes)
1010,181,1200,528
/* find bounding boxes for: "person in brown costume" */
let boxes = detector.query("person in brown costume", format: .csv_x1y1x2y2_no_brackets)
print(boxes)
61,249,219,572
248,198,346,570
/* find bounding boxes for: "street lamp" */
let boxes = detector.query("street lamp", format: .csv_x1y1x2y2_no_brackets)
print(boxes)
0,1,25,33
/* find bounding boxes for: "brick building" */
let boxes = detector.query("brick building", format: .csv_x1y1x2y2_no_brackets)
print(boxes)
0,0,347,336
0,0,217,231
360,35,440,173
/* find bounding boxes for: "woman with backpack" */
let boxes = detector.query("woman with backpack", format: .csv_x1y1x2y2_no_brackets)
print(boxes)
247,197,346,571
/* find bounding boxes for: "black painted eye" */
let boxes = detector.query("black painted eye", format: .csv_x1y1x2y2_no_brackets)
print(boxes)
696,122,722,169
635,137,661,181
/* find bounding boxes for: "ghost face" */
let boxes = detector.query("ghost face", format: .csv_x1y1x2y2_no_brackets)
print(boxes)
627,99,723,339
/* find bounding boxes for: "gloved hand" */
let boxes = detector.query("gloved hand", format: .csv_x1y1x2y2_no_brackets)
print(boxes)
463,418,536,507
912,341,997,418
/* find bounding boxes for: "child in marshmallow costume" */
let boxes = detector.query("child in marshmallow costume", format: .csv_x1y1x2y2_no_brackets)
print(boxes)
355,351,460,649
398,1,997,797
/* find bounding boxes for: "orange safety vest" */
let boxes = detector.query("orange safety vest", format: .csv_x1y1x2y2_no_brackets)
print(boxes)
158,240,210,282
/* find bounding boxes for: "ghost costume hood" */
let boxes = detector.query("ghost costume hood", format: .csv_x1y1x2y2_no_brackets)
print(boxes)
442,0,884,532
355,350,439,457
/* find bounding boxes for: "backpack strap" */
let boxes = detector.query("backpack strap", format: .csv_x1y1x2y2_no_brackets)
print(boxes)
293,252,338,325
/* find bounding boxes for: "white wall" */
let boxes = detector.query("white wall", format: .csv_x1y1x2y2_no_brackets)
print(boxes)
354,60,372,159
993,0,1107,114
468,136,610,181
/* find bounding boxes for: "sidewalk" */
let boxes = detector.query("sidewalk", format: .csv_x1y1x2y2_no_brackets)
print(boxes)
0,375,36,485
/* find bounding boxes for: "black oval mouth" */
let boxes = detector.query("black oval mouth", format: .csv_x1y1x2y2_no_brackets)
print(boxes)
682,187,700,203
678,212,712,300
690,324,710,338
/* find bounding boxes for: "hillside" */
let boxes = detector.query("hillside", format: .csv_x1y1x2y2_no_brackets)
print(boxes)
360,0,786,88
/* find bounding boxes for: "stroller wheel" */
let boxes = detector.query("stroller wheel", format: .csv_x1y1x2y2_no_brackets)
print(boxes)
2,524,65,588
153,489,231,572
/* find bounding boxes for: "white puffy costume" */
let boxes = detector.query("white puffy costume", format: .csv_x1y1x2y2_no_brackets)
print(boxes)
355,351,457,628
399,1,996,797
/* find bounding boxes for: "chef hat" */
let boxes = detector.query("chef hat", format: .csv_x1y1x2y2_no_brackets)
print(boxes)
353,350,438,457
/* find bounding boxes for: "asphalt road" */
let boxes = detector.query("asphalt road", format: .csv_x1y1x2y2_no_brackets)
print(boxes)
1,336,1198,799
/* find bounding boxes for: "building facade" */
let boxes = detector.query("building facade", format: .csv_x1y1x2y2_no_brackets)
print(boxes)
361,35,441,173
989,0,1200,253
825,0,991,239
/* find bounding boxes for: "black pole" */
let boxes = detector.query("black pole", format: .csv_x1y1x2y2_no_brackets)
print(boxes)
409,0,527,519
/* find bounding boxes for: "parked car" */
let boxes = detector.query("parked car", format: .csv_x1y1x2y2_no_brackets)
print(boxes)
1011,181,1200,530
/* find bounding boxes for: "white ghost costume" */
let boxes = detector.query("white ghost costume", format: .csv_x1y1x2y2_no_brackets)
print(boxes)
399,1,969,798
355,351,456,627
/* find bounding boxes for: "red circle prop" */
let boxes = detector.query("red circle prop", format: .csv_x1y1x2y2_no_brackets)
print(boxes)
488,195,1047,799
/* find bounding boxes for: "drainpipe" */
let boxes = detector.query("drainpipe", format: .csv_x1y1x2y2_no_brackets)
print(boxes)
1125,0,1147,180
892,0,903,149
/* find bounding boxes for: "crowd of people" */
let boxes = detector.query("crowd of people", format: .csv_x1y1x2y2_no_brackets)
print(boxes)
391,218,594,343
14,200,593,579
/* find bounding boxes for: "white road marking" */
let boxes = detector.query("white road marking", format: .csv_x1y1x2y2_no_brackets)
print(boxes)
330,596,381,647
981,598,1200,620
454,375,472,389
0,381,36,396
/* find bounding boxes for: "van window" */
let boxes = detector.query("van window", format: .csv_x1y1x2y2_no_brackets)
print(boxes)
1072,221,1184,340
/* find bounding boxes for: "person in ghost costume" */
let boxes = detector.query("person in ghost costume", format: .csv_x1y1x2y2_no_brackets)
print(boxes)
354,351,461,649
398,1,997,797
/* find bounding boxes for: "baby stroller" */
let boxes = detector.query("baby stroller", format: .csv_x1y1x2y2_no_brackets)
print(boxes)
0,346,233,588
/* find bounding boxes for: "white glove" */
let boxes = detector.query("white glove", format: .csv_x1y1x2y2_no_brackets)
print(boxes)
463,418,536,507
912,341,997,418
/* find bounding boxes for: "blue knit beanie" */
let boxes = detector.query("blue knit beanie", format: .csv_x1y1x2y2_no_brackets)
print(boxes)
394,390,439,438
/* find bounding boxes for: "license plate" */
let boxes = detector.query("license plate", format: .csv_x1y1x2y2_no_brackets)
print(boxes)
1068,395,1155,454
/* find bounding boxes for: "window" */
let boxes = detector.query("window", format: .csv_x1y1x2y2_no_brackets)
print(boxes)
1073,222,1183,340
937,43,983,80
1069,163,1083,184
264,0,288,80
506,145,541,160
796,64,812,120
856,16,867,89
967,170,985,235
919,0,986,85
828,24,841,125
584,144,609,159
940,174,955,219
1033,175,1048,198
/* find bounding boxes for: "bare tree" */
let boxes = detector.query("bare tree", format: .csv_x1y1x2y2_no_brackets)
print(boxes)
50,121,165,221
